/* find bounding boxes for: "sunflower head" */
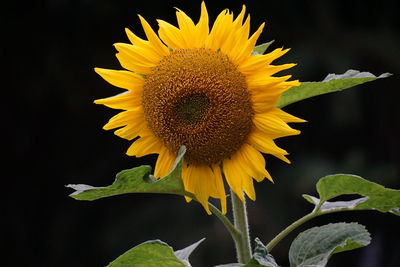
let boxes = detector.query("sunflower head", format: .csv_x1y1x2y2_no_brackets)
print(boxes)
95,2,304,214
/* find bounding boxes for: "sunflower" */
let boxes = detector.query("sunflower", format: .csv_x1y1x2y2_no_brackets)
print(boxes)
95,2,304,214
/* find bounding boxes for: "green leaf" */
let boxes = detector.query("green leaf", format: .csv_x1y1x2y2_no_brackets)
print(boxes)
276,70,391,108
252,40,275,55
243,238,280,267
309,174,400,215
67,146,187,200
289,222,371,267
107,240,186,267
175,238,205,264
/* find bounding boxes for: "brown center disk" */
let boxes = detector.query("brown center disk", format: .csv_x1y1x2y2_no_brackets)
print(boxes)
142,48,253,165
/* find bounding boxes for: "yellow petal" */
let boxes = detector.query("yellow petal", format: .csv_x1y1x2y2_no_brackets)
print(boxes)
94,91,141,110
114,43,160,66
138,15,169,57
270,108,306,123
125,28,164,60
94,68,144,91
103,108,142,130
195,1,209,45
253,112,301,138
219,6,248,57
126,135,163,157
247,128,290,163
229,151,257,200
248,64,297,78
182,163,192,203
125,27,147,46
234,15,250,46
248,74,292,89
175,8,197,47
224,145,270,200
242,176,256,200
115,51,153,75
222,15,251,62
205,9,233,50
232,22,264,65
154,146,176,178
182,165,215,214
232,5,246,29
157,20,186,49
250,90,283,113
114,123,144,140
211,164,227,214
238,144,272,182
239,48,290,74
223,157,249,202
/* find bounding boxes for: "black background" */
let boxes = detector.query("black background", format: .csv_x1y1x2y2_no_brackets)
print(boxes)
5,0,399,266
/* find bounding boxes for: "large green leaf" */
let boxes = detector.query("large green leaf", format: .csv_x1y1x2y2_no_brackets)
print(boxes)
67,146,186,200
303,174,400,215
107,240,185,267
289,222,371,267
276,70,391,108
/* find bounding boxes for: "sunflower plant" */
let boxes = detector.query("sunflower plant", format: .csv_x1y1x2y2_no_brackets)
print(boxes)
67,2,399,266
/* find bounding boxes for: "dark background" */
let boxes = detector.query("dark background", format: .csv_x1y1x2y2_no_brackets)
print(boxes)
5,0,399,266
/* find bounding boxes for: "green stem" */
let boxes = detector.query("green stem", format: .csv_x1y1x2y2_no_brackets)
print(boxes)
266,204,358,252
265,211,318,252
231,190,252,263
209,202,240,241
186,191,243,254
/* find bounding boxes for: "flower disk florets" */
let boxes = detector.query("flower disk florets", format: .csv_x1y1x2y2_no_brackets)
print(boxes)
142,48,253,165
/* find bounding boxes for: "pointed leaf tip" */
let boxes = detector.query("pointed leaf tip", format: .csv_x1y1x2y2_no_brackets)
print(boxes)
252,40,275,55
175,238,205,263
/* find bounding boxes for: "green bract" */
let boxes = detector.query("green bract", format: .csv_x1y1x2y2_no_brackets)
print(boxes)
244,239,279,267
